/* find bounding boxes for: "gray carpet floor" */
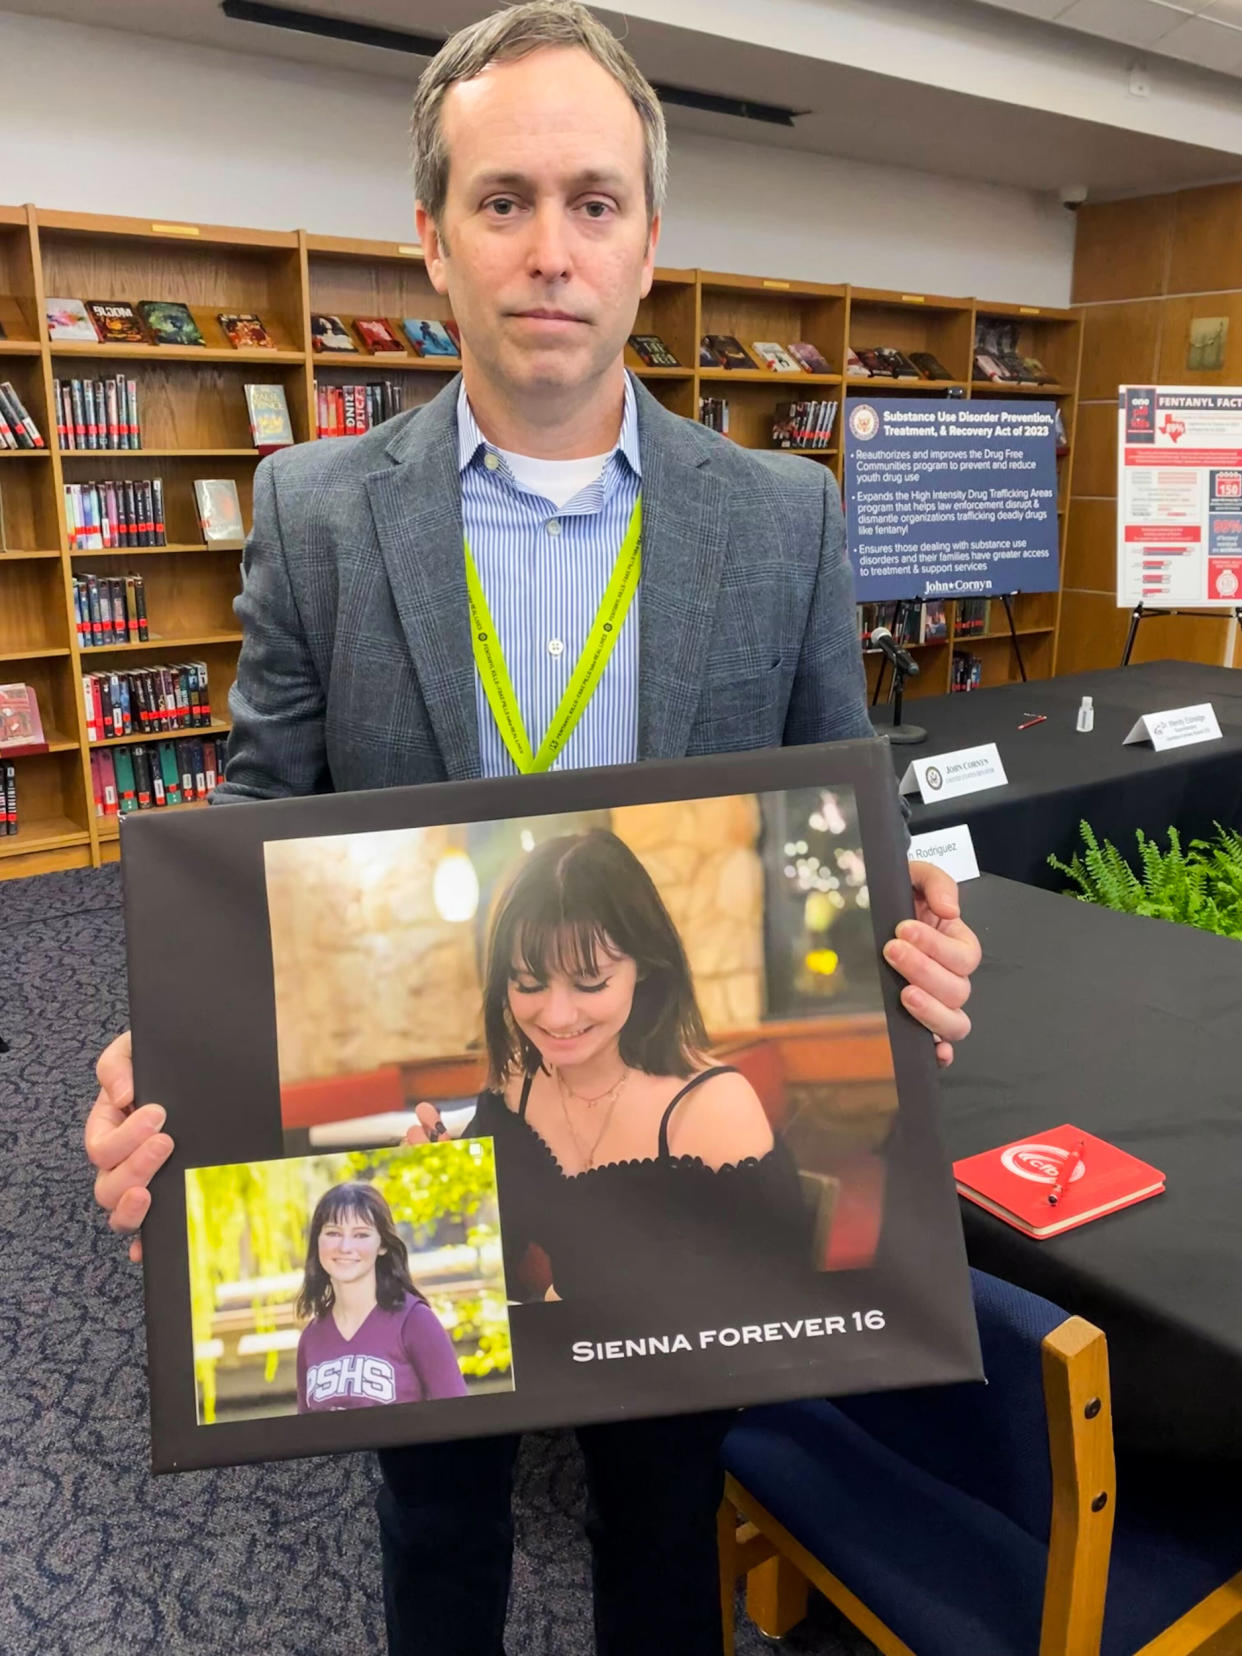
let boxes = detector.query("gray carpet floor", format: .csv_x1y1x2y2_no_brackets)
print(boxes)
0,864,879,1656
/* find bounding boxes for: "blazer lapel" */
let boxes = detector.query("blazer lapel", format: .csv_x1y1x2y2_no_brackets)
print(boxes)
633,382,729,760
365,379,482,782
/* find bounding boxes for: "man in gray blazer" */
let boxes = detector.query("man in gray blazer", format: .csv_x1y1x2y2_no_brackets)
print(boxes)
219,370,872,801
87,5,979,1653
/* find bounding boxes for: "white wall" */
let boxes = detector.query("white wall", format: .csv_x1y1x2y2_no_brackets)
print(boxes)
0,9,1073,306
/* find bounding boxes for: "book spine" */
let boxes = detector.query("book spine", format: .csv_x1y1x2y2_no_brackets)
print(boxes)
133,572,149,642
105,379,119,450
82,379,98,450
4,762,16,835
99,749,118,816
152,477,165,544
54,380,68,449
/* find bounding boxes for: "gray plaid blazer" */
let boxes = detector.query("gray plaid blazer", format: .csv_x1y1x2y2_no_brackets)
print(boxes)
217,373,873,800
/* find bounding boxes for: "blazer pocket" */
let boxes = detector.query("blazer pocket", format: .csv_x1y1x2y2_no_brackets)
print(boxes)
694,656,786,741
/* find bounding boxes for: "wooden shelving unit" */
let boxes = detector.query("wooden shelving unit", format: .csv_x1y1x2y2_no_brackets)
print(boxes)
0,203,1082,880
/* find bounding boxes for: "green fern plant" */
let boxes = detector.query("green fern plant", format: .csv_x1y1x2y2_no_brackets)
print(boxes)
1049,821,1242,939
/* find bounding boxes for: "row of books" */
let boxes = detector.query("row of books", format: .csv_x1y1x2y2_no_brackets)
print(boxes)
858,602,949,646
697,397,730,434
954,598,993,637
84,662,213,744
91,736,222,818
54,376,142,450
0,762,15,833
974,319,1058,386
315,381,408,438
847,348,954,382
64,480,167,549
74,573,150,648
0,381,45,449
313,315,458,358
699,337,833,374
47,300,277,351
773,400,838,449
951,650,984,692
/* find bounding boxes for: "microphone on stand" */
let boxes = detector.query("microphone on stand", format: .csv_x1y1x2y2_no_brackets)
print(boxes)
869,626,920,679
867,624,927,746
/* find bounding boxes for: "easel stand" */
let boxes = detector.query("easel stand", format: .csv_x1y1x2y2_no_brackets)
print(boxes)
1121,602,1242,666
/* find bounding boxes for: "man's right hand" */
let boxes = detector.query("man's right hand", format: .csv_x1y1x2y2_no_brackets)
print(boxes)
84,1030,174,1264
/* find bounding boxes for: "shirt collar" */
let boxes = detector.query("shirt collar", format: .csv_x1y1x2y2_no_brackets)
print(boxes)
456,371,641,480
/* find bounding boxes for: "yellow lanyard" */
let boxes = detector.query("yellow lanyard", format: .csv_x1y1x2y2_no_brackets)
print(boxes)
464,495,642,774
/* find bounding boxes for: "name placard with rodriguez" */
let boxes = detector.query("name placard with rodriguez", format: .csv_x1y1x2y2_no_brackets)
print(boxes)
845,398,1060,603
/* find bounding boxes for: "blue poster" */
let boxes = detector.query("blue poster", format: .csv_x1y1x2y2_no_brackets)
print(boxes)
844,398,1060,602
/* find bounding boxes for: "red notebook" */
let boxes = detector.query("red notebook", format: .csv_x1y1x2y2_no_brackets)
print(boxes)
953,1124,1164,1239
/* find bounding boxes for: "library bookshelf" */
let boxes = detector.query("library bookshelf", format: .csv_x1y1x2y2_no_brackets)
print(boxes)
0,203,1081,880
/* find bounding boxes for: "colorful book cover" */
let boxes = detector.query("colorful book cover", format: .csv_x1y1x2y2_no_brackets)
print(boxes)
137,302,205,347
702,335,755,370
627,334,680,368
45,299,99,342
310,314,357,354
752,342,802,374
243,384,294,451
194,479,246,544
218,313,275,350
85,301,148,345
788,341,832,374
954,1125,1164,1239
353,317,406,353
401,318,458,358
0,683,47,754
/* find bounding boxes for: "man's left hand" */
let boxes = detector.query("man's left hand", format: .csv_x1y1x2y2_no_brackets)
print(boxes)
883,860,981,1069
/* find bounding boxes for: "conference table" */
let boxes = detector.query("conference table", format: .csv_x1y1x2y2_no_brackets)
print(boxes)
886,660,1242,888
945,873,1242,1462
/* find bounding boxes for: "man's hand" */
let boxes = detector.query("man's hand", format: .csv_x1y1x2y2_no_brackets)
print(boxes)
883,860,981,1069
84,1030,173,1263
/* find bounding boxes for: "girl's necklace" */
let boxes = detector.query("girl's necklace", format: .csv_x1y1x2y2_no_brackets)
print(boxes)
556,1065,628,1170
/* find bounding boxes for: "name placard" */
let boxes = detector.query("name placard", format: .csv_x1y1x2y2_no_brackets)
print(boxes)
1122,702,1222,752
907,824,980,883
898,742,1007,803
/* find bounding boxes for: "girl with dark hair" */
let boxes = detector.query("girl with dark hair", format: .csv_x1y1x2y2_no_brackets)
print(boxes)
295,1180,468,1412
410,829,809,1306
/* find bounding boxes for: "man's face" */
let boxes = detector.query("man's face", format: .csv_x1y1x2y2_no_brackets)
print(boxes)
418,46,659,400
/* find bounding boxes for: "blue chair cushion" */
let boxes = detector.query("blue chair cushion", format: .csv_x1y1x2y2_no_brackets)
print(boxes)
1102,1455,1242,1656
725,1397,1047,1656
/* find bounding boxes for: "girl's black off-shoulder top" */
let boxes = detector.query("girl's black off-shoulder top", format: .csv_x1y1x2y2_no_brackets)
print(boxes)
467,1067,812,1306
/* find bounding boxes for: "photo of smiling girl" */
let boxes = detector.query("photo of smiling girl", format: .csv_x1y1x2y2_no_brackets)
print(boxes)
408,829,811,1307
295,1181,468,1412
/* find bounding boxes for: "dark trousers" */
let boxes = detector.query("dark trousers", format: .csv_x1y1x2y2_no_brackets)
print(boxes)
376,1410,731,1656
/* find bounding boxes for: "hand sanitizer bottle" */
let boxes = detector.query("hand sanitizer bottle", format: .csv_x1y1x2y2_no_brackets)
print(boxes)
1076,695,1094,733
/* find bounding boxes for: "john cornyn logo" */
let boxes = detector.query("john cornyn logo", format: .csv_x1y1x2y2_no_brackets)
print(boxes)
923,765,943,792
1000,1143,1085,1185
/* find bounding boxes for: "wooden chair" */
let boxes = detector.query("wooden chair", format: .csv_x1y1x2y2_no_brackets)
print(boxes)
719,1269,1242,1656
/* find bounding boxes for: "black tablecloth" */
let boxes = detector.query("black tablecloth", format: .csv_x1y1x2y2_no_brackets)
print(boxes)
890,661,1242,887
944,874,1242,1461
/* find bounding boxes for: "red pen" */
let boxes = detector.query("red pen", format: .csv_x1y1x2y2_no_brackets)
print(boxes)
1018,714,1047,731
1048,1138,1086,1206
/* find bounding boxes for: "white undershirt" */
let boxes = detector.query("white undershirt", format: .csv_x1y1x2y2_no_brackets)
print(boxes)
494,446,612,511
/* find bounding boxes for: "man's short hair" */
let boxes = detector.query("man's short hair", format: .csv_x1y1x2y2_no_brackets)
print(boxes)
410,0,668,229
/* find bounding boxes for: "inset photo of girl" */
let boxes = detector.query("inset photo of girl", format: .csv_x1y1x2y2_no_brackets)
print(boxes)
185,1142,513,1426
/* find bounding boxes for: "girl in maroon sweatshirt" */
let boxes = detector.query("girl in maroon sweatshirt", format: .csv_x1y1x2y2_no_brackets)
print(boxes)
295,1181,467,1413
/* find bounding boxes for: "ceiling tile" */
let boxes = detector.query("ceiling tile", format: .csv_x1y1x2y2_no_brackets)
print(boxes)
1199,0,1242,23
1157,12,1242,64
972,0,1081,20
1056,0,1197,45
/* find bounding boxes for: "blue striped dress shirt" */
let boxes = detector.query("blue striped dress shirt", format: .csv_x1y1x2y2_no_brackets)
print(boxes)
457,374,641,778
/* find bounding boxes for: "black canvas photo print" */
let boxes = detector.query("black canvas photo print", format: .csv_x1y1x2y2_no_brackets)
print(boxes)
122,739,980,1473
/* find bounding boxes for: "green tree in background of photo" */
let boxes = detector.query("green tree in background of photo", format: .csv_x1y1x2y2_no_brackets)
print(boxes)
187,1141,511,1423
